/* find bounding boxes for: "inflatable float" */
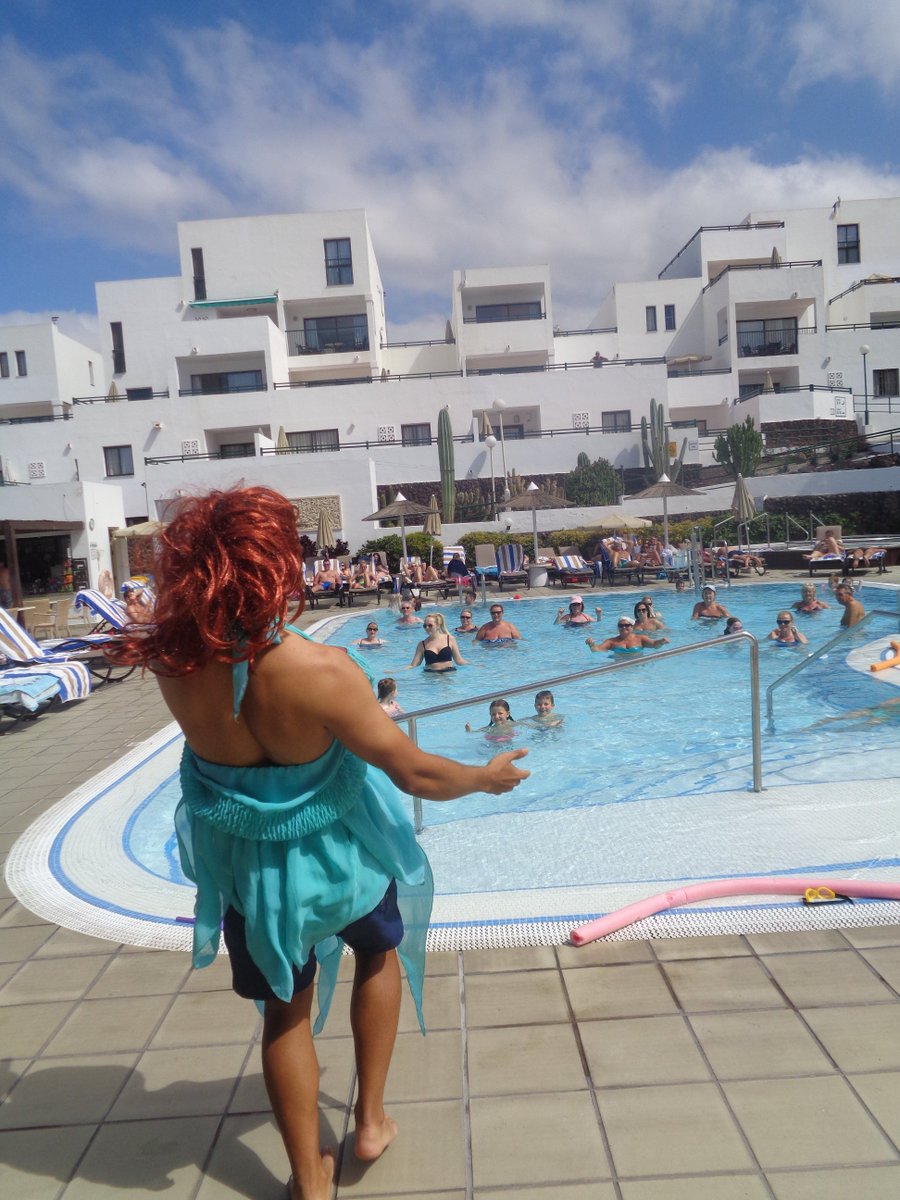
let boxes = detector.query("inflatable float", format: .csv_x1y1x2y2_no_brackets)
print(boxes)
871,640,900,673
570,877,900,946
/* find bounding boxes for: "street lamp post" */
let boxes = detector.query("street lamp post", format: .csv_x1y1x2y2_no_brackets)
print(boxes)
859,343,871,425
492,398,511,503
484,433,497,519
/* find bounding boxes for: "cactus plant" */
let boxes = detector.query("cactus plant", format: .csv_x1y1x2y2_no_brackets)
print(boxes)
437,406,456,522
576,451,591,469
640,397,686,481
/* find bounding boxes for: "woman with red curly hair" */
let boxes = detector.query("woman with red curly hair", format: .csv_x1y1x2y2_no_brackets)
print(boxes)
115,486,528,1200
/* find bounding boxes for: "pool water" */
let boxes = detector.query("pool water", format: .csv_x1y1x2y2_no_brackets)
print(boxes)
325,582,900,829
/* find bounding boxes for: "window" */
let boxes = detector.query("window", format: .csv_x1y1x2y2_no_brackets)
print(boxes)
645,306,657,332
191,248,206,300
401,422,432,446
873,368,899,396
0,352,8,378
103,445,134,477
218,442,255,459
302,314,368,354
601,410,631,433
287,428,340,453
190,370,264,394
15,351,27,377
664,304,676,331
110,322,126,374
473,302,542,323
736,317,798,357
88,360,95,387
126,387,154,401
324,238,353,286
837,224,860,264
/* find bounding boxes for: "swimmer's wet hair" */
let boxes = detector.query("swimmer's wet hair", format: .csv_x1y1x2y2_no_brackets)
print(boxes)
377,677,397,701
535,690,554,705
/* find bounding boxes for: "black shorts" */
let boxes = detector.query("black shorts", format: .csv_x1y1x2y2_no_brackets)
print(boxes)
222,878,403,1002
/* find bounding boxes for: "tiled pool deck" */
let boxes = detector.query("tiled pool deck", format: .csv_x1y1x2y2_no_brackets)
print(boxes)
2,588,900,1198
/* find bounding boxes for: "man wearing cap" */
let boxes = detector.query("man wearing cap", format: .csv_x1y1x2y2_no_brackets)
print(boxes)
691,584,730,620
585,615,669,653
553,596,602,626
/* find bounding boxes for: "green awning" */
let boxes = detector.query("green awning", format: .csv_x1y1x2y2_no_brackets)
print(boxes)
188,295,277,309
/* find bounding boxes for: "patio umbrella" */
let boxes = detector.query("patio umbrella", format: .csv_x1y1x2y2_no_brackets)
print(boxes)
111,520,167,539
362,492,432,561
423,494,442,564
276,425,290,453
591,511,652,532
762,371,775,393
316,507,336,555
666,353,712,373
630,474,705,548
730,473,757,530
505,482,572,563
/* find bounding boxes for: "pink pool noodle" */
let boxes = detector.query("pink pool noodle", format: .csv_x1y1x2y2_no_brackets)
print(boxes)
570,878,900,946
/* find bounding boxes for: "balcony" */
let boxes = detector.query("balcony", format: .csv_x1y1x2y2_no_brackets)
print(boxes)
286,328,370,356
737,330,798,358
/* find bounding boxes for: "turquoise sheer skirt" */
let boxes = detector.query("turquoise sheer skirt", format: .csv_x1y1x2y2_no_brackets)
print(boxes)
175,747,433,1035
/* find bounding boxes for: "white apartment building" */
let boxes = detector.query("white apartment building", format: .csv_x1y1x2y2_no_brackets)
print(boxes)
2,198,898,593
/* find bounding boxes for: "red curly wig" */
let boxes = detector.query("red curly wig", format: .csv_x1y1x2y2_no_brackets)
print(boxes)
109,486,305,675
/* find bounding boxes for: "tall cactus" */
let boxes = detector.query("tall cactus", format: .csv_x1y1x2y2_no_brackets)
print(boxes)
576,451,591,469
437,406,456,522
640,397,687,481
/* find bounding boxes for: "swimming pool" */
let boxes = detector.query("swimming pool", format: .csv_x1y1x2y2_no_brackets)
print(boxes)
7,579,900,949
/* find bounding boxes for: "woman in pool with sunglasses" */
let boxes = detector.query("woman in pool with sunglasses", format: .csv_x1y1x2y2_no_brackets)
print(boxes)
767,610,809,646
356,621,386,647
407,612,468,672
632,600,664,631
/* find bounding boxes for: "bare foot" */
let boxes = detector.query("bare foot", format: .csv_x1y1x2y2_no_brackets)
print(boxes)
288,1149,335,1200
354,1113,398,1162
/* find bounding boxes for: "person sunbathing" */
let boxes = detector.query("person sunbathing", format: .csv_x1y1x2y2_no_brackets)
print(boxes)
804,529,844,561
311,558,341,594
586,616,669,652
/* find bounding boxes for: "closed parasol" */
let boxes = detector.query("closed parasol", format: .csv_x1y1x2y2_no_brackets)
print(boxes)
731,473,757,528
316,508,336,555
423,494,442,563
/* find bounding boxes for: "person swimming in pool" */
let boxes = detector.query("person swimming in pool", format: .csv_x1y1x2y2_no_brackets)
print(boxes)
586,615,669,653
632,600,664,631
395,601,423,627
553,596,601,626
691,584,730,621
723,616,745,636
523,689,564,728
767,611,809,646
455,609,478,635
407,613,467,672
793,582,829,614
475,603,522,643
465,697,517,739
356,622,386,647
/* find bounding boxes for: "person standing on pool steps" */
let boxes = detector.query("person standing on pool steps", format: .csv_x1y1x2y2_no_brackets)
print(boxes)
108,486,529,1200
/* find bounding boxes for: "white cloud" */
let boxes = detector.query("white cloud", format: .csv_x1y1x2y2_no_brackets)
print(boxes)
787,0,900,92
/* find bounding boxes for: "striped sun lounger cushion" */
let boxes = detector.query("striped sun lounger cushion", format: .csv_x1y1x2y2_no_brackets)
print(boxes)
496,544,525,572
74,590,129,630
0,662,91,703
554,555,592,571
0,671,61,712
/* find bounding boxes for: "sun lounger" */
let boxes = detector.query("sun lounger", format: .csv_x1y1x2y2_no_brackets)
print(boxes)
473,544,500,583
0,606,131,686
554,553,599,588
595,544,644,586
74,589,129,631
495,543,528,591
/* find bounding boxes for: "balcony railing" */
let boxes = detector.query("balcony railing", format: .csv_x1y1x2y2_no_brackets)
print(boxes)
286,329,370,356
737,331,799,358
658,221,786,279
177,383,268,397
462,311,545,324
702,260,822,294
73,390,170,405
0,410,73,424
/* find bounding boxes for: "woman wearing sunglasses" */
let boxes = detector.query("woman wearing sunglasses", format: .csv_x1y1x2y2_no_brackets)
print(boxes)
767,610,809,646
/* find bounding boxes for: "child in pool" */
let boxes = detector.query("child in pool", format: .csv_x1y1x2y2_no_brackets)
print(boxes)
524,689,564,728
465,698,516,739
376,677,403,716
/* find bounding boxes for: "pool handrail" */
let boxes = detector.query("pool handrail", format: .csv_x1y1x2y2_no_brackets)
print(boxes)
765,606,900,733
396,631,762,833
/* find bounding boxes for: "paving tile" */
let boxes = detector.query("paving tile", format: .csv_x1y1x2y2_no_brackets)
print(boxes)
0,999,77,1058
0,961,20,990
801,1003,900,1072
60,1114,219,1198
598,1081,753,1176
581,1014,710,1087
0,900,49,927
180,953,234,991
557,938,654,967
34,927,122,958
0,923,54,962
848,1070,900,1145
196,1110,318,1199
150,988,261,1048
385,1027,462,1101
87,950,192,998
652,934,752,960
0,1053,138,1129
857,945,900,992
109,1042,249,1119
745,930,848,954
761,949,896,1007
423,949,459,976
564,963,678,1020
690,1008,834,1079
475,1186,614,1199
231,1034,354,1112
0,1124,97,1199
723,1075,895,1168
400,972,460,1032
463,945,558,972
465,967,569,1026
661,956,787,1012
0,954,111,1006
338,1099,465,1194
44,993,174,1055
470,1091,610,1188
766,1164,900,1199
468,1022,586,1096
620,1177,770,1199
840,924,900,949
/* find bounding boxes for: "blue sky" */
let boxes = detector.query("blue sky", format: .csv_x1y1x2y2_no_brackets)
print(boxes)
1,0,898,345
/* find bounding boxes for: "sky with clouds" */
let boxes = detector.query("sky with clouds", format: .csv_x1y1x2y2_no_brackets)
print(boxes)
1,0,898,346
